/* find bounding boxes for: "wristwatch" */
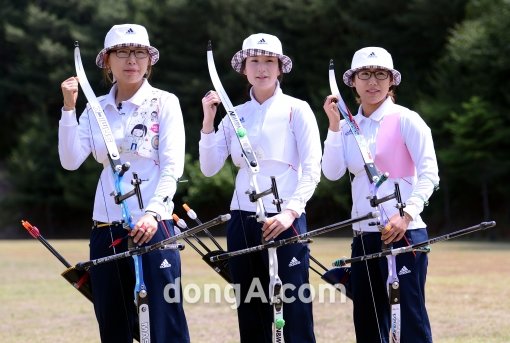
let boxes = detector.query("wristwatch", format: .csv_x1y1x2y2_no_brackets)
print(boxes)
145,210,161,222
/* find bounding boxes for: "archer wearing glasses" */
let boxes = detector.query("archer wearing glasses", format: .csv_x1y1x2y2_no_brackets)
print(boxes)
111,48,149,59
59,24,189,342
322,47,438,343
356,69,390,80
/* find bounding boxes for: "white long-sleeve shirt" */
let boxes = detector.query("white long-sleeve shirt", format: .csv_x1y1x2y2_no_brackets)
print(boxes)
58,80,185,222
322,97,439,232
199,84,321,215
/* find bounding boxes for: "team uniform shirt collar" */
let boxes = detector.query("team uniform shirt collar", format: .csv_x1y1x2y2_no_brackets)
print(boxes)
248,81,283,105
356,96,394,123
104,79,152,109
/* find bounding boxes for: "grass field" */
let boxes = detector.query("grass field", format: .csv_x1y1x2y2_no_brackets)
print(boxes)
1,237,509,342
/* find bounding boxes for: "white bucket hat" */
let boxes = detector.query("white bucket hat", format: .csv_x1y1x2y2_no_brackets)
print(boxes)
231,33,292,73
343,47,401,87
95,24,159,68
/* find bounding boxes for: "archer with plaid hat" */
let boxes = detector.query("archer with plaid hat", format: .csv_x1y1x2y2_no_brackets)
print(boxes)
200,33,321,342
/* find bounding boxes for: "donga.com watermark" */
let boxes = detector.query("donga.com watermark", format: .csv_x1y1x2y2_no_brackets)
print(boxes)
164,278,349,309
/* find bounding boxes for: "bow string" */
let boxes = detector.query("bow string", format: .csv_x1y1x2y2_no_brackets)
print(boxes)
207,40,286,342
329,59,405,342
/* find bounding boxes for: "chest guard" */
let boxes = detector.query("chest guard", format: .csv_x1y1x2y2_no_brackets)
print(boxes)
374,113,415,178
230,95,298,170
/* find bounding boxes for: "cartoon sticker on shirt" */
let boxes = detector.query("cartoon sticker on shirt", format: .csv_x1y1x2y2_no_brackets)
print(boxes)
121,90,161,161
130,123,148,151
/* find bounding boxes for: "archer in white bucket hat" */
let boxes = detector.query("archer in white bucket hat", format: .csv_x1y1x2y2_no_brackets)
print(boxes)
342,47,401,87
201,32,320,343
231,33,293,73
322,45,438,343
95,24,159,68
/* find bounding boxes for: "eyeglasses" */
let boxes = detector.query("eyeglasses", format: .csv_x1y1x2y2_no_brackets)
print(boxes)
356,70,390,81
111,49,149,59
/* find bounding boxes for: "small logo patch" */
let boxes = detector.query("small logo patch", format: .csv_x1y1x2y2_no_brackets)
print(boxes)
398,266,411,275
257,38,267,44
288,257,301,267
160,259,171,269
368,52,376,58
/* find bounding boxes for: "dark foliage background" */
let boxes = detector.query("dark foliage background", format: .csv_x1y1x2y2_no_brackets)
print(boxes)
1,0,508,239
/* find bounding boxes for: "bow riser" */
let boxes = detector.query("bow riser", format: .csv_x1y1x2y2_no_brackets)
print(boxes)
207,41,285,343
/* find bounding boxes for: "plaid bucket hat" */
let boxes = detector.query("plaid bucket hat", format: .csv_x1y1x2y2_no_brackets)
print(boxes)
231,33,292,73
95,24,159,68
343,47,401,87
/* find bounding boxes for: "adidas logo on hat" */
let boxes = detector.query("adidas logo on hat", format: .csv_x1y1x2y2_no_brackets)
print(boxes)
160,259,172,269
343,46,401,86
96,24,159,68
288,257,301,267
231,33,292,73
398,266,411,275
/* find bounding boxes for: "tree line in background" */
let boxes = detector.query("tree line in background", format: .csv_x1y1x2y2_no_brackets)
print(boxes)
0,0,508,238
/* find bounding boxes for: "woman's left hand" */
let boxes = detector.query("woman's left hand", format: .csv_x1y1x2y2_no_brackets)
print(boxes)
381,212,412,244
262,209,298,241
131,213,159,245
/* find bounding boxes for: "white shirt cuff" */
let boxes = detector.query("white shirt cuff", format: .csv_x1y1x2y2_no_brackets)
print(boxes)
324,129,343,146
60,108,77,125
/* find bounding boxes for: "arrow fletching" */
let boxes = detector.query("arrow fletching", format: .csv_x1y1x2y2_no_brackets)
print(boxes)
21,220,41,239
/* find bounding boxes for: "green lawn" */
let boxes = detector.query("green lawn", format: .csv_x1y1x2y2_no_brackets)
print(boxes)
0,237,509,342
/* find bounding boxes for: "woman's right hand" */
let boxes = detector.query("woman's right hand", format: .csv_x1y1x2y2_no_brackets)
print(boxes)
323,94,341,132
201,90,220,134
61,76,79,111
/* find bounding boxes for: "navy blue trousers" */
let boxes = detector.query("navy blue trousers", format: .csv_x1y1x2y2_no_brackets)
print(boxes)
90,220,190,343
350,229,432,343
227,210,316,343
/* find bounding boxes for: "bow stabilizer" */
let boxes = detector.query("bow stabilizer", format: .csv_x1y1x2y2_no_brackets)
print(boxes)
75,214,230,270
207,41,285,342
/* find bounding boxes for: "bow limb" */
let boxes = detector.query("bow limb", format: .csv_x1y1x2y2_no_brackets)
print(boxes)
251,173,286,338
329,60,389,342
207,41,285,342
373,181,403,343
74,42,149,342
329,60,379,183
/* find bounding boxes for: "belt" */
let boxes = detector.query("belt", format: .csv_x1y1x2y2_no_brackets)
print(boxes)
92,220,125,229
352,230,379,238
